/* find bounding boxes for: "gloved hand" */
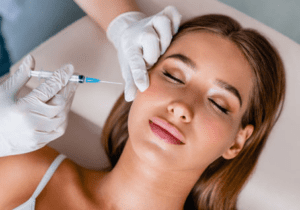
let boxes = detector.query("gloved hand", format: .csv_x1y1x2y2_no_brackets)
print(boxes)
107,5,182,102
0,54,79,157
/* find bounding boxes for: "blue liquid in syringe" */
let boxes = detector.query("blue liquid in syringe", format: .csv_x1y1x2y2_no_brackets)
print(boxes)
86,77,100,83
85,77,122,85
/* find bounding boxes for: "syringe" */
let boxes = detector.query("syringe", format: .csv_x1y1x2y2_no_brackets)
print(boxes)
30,70,123,85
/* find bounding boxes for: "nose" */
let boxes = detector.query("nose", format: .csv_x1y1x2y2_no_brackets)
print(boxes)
167,102,193,123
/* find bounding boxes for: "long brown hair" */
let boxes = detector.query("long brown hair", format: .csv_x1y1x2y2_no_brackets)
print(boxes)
100,14,286,210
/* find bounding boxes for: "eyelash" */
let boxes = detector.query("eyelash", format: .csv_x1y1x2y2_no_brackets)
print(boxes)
162,70,185,84
162,70,229,115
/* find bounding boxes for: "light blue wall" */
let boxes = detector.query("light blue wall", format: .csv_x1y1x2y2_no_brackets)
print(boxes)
1,0,86,64
1,0,299,67
218,0,300,44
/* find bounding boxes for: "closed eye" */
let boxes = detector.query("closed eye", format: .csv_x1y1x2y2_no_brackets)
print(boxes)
208,98,229,114
163,70,229,115
162,70,185,84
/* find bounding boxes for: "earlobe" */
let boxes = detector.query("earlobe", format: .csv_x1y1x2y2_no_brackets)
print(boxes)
222,124,254,160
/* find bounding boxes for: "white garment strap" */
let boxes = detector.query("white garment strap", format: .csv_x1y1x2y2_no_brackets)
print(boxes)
31,154,67,199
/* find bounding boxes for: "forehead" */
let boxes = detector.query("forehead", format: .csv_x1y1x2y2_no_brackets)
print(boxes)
167,31,250,69
161,31,254,109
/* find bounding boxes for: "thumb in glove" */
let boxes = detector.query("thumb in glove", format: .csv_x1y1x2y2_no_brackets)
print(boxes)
0,54,35,107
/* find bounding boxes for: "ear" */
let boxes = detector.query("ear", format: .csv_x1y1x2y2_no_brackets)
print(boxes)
222,124,254,160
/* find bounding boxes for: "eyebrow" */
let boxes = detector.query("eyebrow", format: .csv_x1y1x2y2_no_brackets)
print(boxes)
165,53,243,107
214,79,243,107
165,54,197,70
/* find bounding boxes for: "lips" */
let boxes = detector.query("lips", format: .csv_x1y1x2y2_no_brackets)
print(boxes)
149,117,185,145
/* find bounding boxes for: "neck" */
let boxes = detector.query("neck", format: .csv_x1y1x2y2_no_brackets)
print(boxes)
96,139,204,210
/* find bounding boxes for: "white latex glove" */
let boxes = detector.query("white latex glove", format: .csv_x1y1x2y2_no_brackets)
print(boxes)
107,5,182,102
0,54,79,157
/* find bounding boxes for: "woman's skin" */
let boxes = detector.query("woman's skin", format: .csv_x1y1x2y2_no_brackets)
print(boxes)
87,31,254,210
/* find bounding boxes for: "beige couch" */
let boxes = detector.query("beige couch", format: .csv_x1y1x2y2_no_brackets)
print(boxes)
10,0,300,209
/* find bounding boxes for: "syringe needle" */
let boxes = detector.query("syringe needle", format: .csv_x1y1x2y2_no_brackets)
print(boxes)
99,81,123,85
85,77,123,85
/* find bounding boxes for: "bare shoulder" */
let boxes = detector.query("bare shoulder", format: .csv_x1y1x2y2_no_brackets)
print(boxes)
35,150,109,209
0,145,108,210
34,147,94,209
0,146,70,209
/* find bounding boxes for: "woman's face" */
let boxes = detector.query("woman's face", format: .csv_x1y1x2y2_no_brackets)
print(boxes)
127,31,254,171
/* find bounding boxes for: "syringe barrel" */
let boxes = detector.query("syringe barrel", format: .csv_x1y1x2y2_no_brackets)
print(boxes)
30,70,85,83
69,75,85,83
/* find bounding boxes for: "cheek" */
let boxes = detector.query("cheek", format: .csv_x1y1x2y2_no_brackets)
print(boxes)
188,115,235,165
136,73,168,101
144,81,165,100
198,115,227,146
129,73,165,127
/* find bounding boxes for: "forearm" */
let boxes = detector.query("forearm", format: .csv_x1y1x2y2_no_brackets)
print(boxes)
73,0,140,31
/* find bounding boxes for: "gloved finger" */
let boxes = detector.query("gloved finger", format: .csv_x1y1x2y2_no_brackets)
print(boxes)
26,76,78,122
0,72,11,86
33,121,67,145
126,49,150,93
125,78,137,102
0,54,35,94
54,84,77,120
60,96,74,118
65,87,77,111
17,96,65,118
50,81,78,120
159,5,182,35
17,90,65,119
24,64,74,103
61,81,79,102
30,111,66,133
119,60,137,102
52,119,68,138
47,81,79,108
140,27,160,66
152,15,172,55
